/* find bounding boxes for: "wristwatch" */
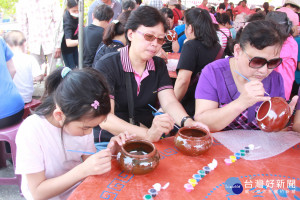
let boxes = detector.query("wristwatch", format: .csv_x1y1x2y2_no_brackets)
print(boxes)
181,116,193,127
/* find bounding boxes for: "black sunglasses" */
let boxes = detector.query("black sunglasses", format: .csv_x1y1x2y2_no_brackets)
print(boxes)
244,51,282,69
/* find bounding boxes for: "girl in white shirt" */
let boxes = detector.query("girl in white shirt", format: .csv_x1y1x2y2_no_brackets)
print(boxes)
15,67,133,200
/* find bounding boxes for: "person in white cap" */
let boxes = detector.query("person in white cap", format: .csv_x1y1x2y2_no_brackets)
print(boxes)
277,0,299,36
168,0,183,26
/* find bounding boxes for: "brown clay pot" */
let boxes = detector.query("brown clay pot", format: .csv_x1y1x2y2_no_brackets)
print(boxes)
256,97,290,132
116,139,160,175
166,30,178,42
174,126,212,156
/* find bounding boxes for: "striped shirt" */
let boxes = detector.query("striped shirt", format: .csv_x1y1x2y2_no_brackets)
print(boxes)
219,28,231,49
120,46,156,95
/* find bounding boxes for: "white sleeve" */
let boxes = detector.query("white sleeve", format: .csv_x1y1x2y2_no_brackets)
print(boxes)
15,117,45,174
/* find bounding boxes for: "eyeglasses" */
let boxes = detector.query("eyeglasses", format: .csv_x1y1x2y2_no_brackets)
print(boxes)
244,51,282,69
136,30,165,45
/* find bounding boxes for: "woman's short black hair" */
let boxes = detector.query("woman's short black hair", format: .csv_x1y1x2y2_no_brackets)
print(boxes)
135,0,142,5
236,20,284,51
103,10,131,45
210,6,216,14
218,3,226,10
266,11,293,38
125,6,168,45
215,13,230,25
247,12,266,22
35,68,111,125
226,9,233,21
67,0,78,8
184,8,219,48
122,0,136,11
160,7,174,19
93,4,114,21
263,2,269,12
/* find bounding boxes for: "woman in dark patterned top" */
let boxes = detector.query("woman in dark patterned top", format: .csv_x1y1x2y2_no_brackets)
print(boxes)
94,6,208,142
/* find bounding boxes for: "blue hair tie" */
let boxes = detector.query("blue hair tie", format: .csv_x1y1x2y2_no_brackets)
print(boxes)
61,67,71,78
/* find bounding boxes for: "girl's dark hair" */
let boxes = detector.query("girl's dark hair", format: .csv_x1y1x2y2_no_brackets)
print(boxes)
122,0,136,11
235,20,284,51
184,8,219,48
103,10,131,46
35,68,111,126
247,12,265,22
265,11,293,38
135,0,142,5
175,4,181,10
93,4,114,21
218,3,226,10
160,7,174,19
215,13,230,25
125,6,168,45
226,9,233,21
263,2,269,14
210,6,216,14
67,0,78,8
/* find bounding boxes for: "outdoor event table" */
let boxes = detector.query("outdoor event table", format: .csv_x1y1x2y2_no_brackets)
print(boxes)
167,53,180,79
68,136,300,200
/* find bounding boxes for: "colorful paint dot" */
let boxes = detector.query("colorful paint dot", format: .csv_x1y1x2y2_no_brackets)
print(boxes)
143,194,153,200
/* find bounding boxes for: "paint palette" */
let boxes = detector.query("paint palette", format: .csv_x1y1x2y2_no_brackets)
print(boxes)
184,159,218,192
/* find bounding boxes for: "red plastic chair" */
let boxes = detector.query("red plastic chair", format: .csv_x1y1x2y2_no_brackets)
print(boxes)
23,99,41,119
0,122,22,194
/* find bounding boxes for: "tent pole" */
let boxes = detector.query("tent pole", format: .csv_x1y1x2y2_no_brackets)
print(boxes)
78,0,84,69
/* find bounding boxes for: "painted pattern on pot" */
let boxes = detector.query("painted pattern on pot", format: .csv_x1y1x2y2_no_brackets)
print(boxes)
166,30,178,42
117,140,160,175
256,97,290,132
174,126,212,156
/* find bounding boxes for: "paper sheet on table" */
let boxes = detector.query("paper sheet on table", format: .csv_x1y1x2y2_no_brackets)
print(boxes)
212,130,300,160
166,59,178,71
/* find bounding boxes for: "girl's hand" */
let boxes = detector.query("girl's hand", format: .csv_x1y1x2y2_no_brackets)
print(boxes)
147,113,174,142
237,80,270,109
107,132,135,155
82,149,112,177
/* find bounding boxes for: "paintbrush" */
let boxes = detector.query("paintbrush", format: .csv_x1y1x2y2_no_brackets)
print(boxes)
67,150,117,157
148,104,181,130
234,70,270,96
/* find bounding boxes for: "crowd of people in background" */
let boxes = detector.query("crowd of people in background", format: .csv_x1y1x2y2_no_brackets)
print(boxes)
0,0,300,199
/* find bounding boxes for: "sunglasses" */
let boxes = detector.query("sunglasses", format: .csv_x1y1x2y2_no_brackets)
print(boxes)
136,30,165,45
244,51,282,69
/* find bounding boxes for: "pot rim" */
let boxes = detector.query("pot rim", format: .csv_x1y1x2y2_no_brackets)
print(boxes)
177,126,211,140
120,139,156,159
256,99,272,122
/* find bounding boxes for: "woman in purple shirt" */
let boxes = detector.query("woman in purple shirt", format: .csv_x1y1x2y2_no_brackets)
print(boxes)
194,20,298,132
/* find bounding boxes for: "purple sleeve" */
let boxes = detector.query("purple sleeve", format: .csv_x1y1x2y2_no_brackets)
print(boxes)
277,72,286,99
195,65,219,102
297,88,300,110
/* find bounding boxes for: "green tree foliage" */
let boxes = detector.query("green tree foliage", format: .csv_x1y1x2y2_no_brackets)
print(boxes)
1,0,93,21
0,0,18,17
